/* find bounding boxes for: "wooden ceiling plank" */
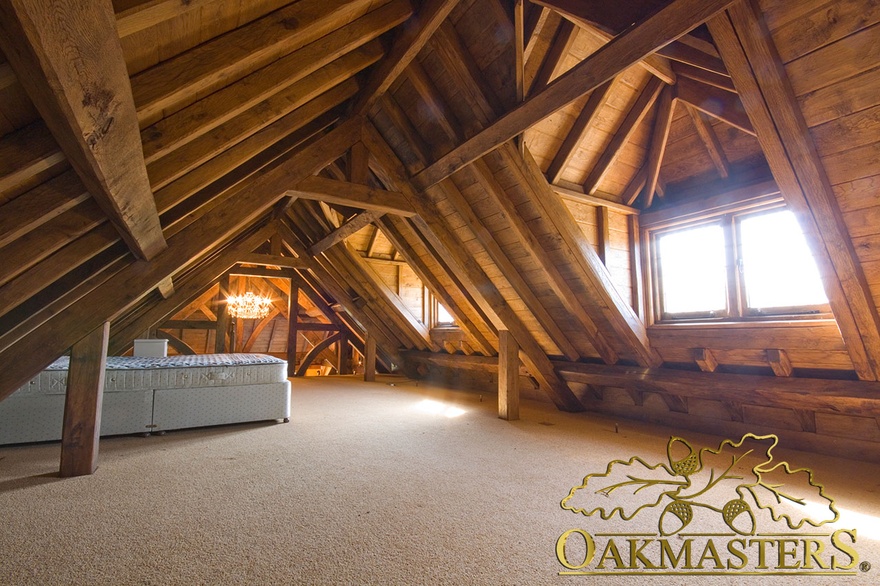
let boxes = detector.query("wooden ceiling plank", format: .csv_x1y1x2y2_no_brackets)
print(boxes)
0,169,88,249
0,117,361,401
0,0,166,260
146,48,377,191
237,253,308,269
309,211,380,256
142,2,408,164
439,175,581,361
504,142,662,366
362,122,583,411
0,121,67,205
685,102,730,179
583,76,664,194
642,85,676,207
154,92,350,226
675,75,755,135
378,215,496,356
414,0,734,190
131,0,383,125
709,5,880,381
545,78,615,184
115,0,219,38
352,0,460,115
289,176,416,217
472,158,620,364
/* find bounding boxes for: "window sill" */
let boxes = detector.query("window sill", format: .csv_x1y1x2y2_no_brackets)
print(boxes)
649,317,837,331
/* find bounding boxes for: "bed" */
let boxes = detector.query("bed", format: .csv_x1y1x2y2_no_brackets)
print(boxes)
0,353,291,445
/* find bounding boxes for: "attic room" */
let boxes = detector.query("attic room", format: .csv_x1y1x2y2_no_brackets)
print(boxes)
0,0,879,583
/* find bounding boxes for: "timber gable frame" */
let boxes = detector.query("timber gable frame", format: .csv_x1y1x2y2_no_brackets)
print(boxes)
0,0,879,465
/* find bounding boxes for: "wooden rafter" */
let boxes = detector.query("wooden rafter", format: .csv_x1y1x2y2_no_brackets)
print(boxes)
0,0,166,260
309,211,380,256
685,103,730,179
352,0,460,115
414,0,735,190
528,19,578,94
708,3,880,381
289,175,415,217
642,85,676,207
583,76,665,195
674,76,754,135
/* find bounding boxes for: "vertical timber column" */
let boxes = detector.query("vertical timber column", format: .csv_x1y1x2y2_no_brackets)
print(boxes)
287,285,299,378
60,321,110,477
498,329,520,421
337,331,353,375
364,334,377,382
215,275,230,353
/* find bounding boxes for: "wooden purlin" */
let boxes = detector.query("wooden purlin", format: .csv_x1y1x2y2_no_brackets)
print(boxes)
361,122,583,412
0,118,362,402
709,4,880,381
0,0,166,260
413,0,737,190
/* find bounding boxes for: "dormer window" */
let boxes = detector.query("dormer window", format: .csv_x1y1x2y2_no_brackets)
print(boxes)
645,197,830,323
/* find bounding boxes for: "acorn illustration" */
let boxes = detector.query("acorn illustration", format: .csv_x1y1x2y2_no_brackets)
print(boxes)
722,498,756,535
659,500,693,535
667,437,701,477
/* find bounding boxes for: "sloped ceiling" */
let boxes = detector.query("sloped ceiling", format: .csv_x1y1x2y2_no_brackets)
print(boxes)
1,0,879,435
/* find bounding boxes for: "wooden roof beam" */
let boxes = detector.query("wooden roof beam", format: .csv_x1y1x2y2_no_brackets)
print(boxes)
309,211,381,256
414,0,735,190
708,3,880,381
352,0,460,115
685,102,730,179
583,76,665,195
545,79,615,184
289,175,416,217
642,85,676,207
528,19,578,95
0,0,166,261
675,76,754,135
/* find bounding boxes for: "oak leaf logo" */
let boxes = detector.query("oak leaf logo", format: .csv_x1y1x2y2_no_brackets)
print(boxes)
561,433,838,535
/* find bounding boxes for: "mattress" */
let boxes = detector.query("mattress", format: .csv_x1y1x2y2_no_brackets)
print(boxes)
13,353,288,396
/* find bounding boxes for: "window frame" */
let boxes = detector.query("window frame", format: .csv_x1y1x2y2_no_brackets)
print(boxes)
643,193,832,325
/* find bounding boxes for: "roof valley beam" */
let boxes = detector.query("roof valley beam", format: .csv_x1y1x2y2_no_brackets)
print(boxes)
0,0,166,260
684,103,731,179
501,142,661,367
642,85,676,207
413,0,737,190
0,117,362,402
361,122,583,412
708,4,880,381
351,0,461,115
377,215,497,356
308,211,381,256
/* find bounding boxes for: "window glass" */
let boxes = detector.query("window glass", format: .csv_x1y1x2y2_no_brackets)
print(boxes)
657,224,728,315
738,210,827,310
436,302,455,325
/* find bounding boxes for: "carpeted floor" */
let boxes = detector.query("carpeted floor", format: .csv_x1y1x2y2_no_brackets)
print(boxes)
0,375,877,585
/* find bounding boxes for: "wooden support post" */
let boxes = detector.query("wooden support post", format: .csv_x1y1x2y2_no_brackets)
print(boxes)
364,334,377,382
337,331,353,375
498,329,520,421
60,321,110,477
287,285,299,378
215,275,230,353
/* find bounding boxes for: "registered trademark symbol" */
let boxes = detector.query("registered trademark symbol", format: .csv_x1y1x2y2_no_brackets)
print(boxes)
860,561,871,572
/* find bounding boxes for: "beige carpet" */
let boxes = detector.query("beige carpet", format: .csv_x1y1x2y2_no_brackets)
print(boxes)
0,375,877,585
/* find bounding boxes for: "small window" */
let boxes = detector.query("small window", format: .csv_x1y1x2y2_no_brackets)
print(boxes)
435,302,455,326
649,203,829,322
